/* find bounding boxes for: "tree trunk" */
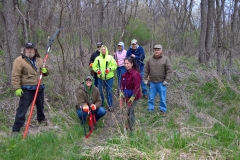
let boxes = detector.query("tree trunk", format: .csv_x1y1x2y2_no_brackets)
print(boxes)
2,0,20,84
229,0,239,79
205,0,214,62
215,0,221,74
198,0,207,63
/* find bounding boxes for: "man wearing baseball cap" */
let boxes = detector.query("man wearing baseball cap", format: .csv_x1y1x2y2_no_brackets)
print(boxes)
11,42,49,135
143,44,172,117
89,42,103,87
126,39,148,99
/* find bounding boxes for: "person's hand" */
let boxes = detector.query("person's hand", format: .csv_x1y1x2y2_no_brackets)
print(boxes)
131,54,136,58
105,68,111,74
128,96,135,103
143,80,148,85
163,81,169,86
90,104,96,111
89,63,93,67
41,68,47,74
82,104,89,112
15,88,23,97
97,70,101,75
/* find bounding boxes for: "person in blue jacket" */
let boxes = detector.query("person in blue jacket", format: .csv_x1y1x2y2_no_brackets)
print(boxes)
126,39,148,98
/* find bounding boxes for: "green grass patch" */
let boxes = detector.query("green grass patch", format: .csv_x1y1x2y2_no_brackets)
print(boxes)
0,125,84,160
212,123,235,147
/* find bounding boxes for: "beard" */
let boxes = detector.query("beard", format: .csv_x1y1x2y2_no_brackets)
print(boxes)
25,52,35,59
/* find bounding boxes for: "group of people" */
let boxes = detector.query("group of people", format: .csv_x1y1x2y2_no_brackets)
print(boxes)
76,39,172,131
11,39,172,135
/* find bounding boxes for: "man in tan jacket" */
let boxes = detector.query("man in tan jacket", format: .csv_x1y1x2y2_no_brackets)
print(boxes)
144,44,172,116
76,76,106,127
11,42,49,134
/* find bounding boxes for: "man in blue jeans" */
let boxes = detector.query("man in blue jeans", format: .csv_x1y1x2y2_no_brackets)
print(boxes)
126,39,148,98
143,44,172,116
76,76,106,127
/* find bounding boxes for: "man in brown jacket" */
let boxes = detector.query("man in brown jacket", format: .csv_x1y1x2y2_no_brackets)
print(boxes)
76,76,106,125
144,44,172,116
11,42,49,134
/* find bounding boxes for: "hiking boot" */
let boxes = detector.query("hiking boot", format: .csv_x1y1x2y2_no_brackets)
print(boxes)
37,118,48,125
108,106,113,112
160,111,166,117
11,131,20,137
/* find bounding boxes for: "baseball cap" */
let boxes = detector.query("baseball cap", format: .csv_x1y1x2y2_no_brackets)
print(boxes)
131,39,137,44
85,76,93,81
153,44,162,49
97,42,103,47
25,42,35,48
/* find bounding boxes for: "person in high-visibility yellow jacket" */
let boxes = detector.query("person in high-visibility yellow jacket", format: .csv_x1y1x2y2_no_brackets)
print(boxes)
92,45,117,112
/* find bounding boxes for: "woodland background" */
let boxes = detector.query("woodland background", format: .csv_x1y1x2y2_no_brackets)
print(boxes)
0,0,240,159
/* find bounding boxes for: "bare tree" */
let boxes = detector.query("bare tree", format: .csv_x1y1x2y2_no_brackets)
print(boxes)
229,0,239,76
1,0,20,84
215,0,222,74
199,0,207,63
205,0,214,62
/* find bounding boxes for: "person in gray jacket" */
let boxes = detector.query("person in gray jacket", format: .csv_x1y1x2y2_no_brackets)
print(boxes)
143,44,172,116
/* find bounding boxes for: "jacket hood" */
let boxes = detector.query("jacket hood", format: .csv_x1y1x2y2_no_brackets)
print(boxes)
100,45,109,58
83,75,94,94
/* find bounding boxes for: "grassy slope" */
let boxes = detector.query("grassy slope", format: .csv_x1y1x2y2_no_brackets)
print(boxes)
1,55,240,160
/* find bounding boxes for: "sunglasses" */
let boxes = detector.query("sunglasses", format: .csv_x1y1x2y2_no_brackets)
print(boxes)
86,79,92,82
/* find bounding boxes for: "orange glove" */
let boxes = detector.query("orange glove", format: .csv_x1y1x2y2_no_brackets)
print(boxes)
89,63,93,67
90,104,96,111
82,104,89,112
97,70,101,75
105,68,110,74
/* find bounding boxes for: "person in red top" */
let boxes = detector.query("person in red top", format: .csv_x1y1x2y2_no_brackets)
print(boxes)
120,57,142,130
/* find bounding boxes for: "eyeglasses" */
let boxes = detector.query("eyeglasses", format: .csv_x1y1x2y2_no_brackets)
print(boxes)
97,46,101,48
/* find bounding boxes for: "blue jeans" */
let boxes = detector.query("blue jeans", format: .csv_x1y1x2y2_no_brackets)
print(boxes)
140,69,148,96
98,78,114,107
117,66,126,88
94,75,99,87
76,107,106,124
148,82,167,112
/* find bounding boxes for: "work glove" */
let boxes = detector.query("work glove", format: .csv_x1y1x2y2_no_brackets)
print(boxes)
89,63,93,67
97,70,101,75
143,80,148,85
41,68,47,74
15,88,24,97
90,104,97,114
105,68,111,74
82,104,90,112
163,80,169,86
128,95,135,103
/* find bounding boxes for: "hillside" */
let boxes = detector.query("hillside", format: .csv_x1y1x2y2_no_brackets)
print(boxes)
0,54,240,160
